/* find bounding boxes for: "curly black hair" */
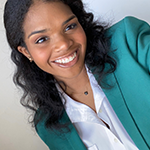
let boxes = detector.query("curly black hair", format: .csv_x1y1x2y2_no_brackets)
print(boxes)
4,0,116,130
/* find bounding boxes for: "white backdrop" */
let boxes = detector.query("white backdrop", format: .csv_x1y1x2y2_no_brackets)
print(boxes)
0,0,150,150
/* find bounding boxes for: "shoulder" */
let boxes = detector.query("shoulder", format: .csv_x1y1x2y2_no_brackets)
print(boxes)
106,16,150,47
106,16,150,73
108,16,150,34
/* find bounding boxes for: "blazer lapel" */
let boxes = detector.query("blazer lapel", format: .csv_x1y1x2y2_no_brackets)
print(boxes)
59,111,87,150
93,68,150,149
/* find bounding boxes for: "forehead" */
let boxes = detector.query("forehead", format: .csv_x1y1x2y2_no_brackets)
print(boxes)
23,1,73,35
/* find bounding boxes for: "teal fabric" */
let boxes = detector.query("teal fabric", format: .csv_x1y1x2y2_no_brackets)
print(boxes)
36,112,87,150
102,16,150,150
36,17,150,150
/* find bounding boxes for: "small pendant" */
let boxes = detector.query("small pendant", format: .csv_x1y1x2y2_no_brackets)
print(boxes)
84,91,88,95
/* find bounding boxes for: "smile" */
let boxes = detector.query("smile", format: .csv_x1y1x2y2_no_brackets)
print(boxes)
54,51,77,64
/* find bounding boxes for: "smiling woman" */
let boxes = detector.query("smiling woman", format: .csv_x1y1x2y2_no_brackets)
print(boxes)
3,0,150,150
18,2,87,81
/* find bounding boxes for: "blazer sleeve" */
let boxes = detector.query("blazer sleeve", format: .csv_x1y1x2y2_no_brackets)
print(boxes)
109,16,150,74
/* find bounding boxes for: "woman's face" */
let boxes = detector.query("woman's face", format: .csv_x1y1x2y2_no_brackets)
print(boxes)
18,1,87,81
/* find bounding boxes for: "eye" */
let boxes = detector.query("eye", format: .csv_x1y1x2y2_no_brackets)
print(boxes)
65,23,77,32
35,36,49,44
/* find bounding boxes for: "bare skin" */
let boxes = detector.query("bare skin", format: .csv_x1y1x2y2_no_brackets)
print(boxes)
56,65,96,112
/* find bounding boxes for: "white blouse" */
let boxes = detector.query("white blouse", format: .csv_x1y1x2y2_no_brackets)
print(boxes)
56,67,139,150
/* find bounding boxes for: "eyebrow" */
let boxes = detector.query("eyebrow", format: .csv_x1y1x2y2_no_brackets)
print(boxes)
28,29,48,39
62,15,76,26
28,15,76,39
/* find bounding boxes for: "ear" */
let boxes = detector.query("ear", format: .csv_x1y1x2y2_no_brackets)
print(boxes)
17,46,30,58
17,46,32,61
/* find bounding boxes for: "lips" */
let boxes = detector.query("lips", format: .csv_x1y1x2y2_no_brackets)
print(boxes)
52,50,79,68
54,51,76,64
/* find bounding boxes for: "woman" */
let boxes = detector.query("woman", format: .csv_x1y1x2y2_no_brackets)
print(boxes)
3,0,150,149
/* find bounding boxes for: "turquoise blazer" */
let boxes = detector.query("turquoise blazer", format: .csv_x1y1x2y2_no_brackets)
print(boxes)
36,17,150,150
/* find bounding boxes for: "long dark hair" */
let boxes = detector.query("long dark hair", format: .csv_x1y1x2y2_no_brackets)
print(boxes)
4,0,116,130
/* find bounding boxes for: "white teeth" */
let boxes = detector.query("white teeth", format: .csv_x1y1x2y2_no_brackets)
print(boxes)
55,52,76,64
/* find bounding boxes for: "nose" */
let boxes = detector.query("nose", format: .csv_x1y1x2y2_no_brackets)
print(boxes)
52,34,73,52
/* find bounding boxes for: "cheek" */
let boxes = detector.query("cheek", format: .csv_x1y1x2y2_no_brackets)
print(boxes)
27,43,49,58
77,28,87,46
27,47,50,66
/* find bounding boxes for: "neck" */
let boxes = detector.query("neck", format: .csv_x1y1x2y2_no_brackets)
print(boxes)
56,66,89,95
